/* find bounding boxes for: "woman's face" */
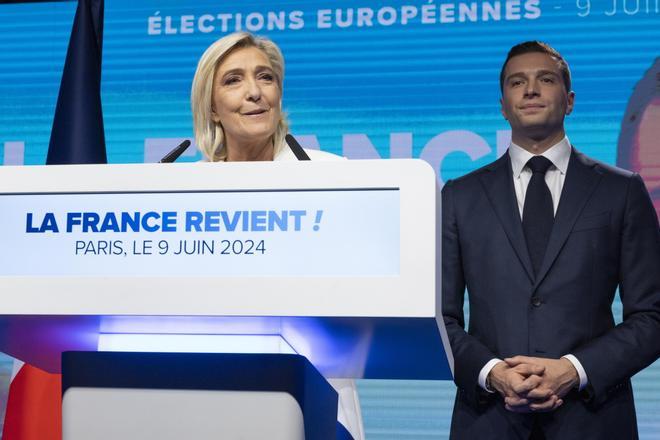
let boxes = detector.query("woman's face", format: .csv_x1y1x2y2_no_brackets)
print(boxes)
211,46,281,149
622,97,660,218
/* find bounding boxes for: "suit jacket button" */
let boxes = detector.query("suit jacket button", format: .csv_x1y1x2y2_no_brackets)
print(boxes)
531,296,542,307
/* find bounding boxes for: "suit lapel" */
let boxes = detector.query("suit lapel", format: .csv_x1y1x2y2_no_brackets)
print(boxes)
479,153,535,282
533,148,603,288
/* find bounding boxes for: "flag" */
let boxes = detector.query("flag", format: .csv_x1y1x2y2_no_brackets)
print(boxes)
47,0,106,164
2,362,62,440
3,1,105,439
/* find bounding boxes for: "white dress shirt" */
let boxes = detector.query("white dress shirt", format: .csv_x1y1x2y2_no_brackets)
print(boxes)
477,136,588,393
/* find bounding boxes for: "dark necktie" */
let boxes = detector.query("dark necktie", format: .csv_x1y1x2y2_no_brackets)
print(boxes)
522,156,554,276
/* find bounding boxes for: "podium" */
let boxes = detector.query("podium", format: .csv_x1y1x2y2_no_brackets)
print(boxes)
0,159,452,439
62,351,338,440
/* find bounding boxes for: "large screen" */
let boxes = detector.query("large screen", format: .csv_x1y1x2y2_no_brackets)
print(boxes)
0,0,658,438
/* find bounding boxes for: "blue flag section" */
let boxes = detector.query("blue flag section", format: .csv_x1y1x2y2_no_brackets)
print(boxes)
47,0,106,165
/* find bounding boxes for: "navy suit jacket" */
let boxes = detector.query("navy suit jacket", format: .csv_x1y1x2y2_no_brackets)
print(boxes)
442,149,660,439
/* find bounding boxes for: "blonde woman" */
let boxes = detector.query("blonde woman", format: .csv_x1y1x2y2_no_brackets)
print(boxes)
191,32,363,440
191,32,337,163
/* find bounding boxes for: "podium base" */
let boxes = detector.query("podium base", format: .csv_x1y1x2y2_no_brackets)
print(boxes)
62,351,340,440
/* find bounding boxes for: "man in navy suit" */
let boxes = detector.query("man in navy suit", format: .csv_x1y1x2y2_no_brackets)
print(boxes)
442,41,660,439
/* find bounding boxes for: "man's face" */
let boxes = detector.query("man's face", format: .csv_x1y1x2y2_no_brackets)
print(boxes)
500,52,574,144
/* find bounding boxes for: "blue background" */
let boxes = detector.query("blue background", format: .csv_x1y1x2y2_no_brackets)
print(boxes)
0,0,659,438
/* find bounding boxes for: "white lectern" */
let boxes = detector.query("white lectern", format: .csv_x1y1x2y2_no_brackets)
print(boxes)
0,159,452,439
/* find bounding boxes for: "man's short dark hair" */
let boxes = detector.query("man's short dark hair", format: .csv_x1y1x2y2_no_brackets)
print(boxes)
500,41,572,92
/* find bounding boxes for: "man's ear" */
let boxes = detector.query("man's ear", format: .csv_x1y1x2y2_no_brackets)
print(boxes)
500,97,508,120
565,91,575,116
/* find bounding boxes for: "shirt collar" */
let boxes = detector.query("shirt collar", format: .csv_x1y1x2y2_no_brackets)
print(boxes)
509,136,572,179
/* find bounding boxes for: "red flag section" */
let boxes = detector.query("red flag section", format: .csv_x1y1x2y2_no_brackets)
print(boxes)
2,364,62,440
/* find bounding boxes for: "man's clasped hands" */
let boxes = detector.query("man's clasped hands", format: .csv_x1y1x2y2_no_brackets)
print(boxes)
488,356,580,413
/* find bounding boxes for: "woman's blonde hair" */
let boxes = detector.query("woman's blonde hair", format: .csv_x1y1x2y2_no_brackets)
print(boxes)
191,32,288,161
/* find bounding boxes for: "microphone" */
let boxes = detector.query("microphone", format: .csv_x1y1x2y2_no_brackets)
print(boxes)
159,140,191,163
285,134,311,161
